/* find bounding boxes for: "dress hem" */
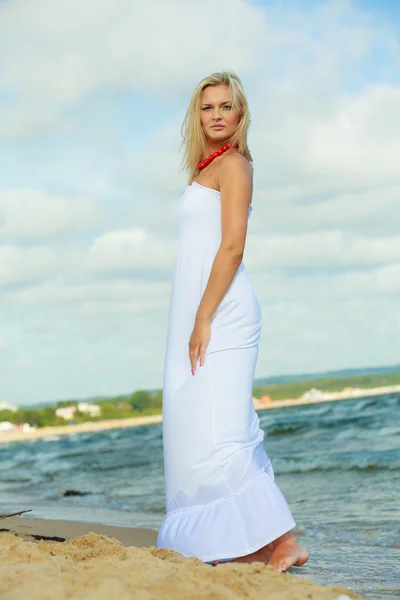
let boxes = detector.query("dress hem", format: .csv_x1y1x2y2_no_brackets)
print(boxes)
157,470,297,563
202,518,297,563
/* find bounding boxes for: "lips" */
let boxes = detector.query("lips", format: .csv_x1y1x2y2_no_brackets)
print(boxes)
211,125,225,130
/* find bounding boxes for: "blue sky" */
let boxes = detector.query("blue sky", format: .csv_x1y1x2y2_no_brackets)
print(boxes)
0,0,399,406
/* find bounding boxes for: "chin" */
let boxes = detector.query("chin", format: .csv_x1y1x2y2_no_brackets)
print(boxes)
208,131,231,144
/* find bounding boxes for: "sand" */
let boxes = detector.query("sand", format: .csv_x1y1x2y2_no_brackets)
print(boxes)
0,414,163,445
1,384,399,446
0,516,365,599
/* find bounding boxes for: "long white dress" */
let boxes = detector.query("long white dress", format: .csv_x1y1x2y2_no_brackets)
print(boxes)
156,181,296,562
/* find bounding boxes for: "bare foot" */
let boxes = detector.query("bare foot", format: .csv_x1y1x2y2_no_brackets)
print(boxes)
212,542,274,566
267,535,309,572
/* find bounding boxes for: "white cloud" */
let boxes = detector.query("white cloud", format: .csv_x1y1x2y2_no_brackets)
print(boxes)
7,279,171,313
0,225,175,287
0,244,69,286
252,264,400,303
300,86,400,186
251,85,400,196
246,231,400,271
0,188,99,240
0,0,268,139
86,228,177,274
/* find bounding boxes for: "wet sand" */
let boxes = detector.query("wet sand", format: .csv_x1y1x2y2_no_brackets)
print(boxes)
0,515,365,599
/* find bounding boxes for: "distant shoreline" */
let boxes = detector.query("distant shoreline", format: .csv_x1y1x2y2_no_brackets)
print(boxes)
1,384,399,445
253,383,400,410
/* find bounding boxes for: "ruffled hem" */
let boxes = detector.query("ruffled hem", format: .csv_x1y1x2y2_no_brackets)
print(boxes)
156,471,296,563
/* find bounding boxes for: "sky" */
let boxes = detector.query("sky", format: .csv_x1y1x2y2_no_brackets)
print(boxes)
0,0,399,406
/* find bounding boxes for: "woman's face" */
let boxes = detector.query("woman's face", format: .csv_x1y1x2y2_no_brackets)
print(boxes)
200,84,241,145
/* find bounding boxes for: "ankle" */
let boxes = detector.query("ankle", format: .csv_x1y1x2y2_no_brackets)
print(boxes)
272,532,294,548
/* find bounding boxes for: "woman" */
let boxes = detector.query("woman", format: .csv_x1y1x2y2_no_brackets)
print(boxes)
157,71,309,572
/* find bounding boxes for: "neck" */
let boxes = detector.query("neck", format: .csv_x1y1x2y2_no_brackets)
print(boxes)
205,140,229,155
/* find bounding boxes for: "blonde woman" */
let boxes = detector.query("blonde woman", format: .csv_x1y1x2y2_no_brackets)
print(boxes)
157,72,308,572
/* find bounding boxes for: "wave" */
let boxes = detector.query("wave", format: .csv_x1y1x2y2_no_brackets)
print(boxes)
276,463,400,474
264,415,379,437
273,450,400,474
265,424,306,437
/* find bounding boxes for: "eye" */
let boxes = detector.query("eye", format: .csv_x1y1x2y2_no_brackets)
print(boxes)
224,104,232,110
201,106,211,111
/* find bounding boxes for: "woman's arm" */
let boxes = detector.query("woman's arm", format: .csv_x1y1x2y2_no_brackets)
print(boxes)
188,153,253,372
196,153,253,320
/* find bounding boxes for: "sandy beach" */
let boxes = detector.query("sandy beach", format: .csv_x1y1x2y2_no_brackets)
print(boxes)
0,413,163,445
1,384,399,446
0,515,365,599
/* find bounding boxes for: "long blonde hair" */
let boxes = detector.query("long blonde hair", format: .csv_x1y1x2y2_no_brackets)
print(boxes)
181,71,252,184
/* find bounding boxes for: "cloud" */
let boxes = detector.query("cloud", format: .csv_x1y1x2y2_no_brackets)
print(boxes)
0,188,99,240
86,228,177,275
251,84,400,198
0,244,69,286
0,0,268,139
6,278,171,314
246,231,400,272
0,224,176,288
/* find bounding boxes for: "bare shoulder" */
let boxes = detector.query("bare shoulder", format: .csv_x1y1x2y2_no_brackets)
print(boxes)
219,152,253,187
220,152,252,174
218,152,253,189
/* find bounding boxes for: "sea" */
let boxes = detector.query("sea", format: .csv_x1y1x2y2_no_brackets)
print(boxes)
1,392,399,600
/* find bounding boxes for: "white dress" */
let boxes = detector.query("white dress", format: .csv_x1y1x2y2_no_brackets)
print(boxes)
156,181,296,562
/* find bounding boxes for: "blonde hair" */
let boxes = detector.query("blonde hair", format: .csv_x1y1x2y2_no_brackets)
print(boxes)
181,71,252,184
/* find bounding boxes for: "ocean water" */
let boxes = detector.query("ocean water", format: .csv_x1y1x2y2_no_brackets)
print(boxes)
0,392,399,599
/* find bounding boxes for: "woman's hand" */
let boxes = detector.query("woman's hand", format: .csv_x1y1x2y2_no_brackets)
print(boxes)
189,316,211,374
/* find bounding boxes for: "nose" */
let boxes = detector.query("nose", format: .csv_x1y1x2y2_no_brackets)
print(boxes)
211,108,222,121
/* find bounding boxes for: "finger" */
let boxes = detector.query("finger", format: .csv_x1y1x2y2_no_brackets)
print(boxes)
199,345,206,367
189,347,199,372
